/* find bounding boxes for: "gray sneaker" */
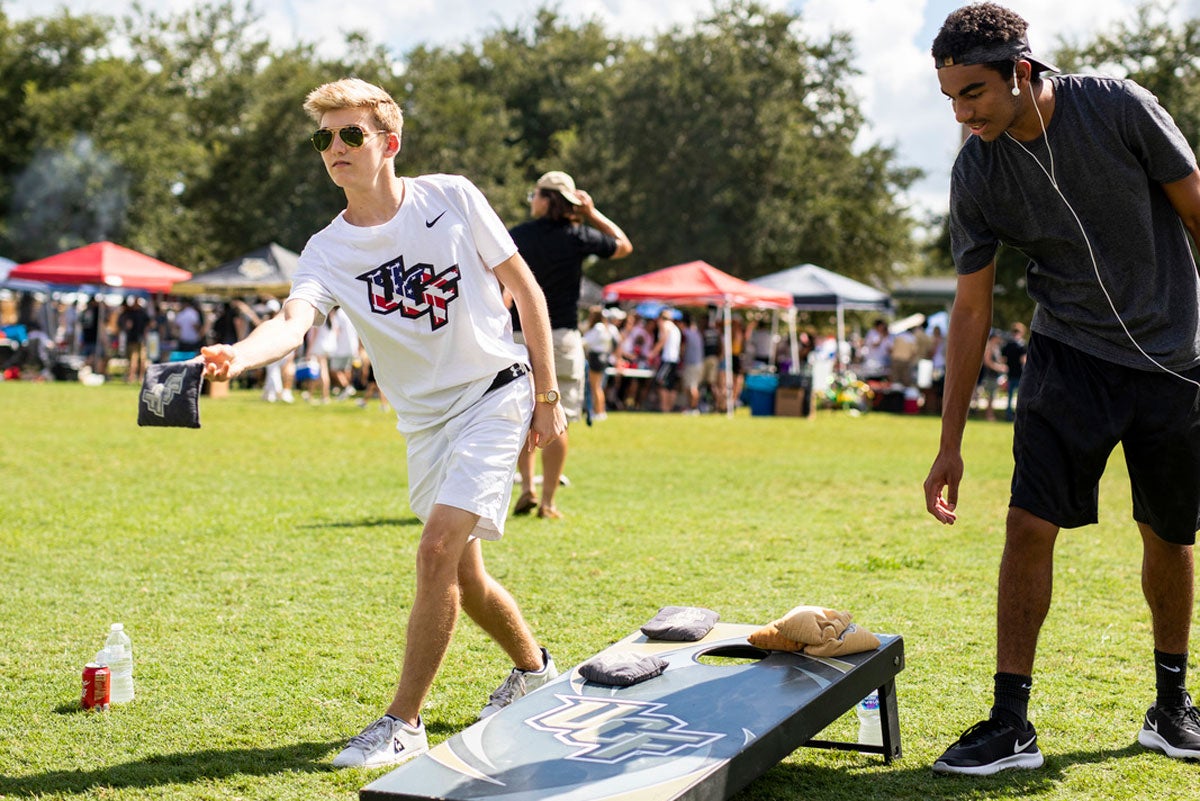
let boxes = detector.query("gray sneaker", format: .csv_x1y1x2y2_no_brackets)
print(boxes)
332,715,428,768
478,647,558,719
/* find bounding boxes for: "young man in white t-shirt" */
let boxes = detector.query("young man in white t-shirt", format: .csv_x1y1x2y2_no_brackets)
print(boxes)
200,78,567,769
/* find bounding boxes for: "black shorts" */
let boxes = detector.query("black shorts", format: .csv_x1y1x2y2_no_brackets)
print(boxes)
654,361,679,390
1011,333,1200,545
586,352,609,374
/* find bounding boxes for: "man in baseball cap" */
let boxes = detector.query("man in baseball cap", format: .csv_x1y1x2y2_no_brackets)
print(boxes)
509,170,633,518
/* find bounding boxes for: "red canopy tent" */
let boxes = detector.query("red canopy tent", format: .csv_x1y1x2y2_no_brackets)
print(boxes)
9,241,192,292
604,261,792,416
603,260,791,309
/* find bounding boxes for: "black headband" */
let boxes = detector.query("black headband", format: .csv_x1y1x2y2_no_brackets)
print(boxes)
935,33,1059,73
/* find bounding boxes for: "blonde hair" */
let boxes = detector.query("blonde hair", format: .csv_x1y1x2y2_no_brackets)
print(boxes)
303,78,403,140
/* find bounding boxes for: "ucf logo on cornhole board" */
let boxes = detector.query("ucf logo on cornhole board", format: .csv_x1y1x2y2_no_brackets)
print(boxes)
362,622,905,801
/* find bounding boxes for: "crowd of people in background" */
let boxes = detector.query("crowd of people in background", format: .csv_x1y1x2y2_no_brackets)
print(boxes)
0,285,1031,422
576,306,1032,421
583,307,808,416
0,292,390,409
845,315,1027,420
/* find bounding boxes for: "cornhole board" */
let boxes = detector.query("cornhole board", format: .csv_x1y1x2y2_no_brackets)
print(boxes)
361,622,904,801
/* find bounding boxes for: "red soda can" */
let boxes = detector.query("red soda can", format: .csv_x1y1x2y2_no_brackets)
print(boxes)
82,663,111,710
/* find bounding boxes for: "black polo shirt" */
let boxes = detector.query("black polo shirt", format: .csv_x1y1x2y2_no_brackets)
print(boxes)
509,217,617,331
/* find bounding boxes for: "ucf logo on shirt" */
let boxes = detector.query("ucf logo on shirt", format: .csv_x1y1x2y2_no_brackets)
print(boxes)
357,255,461,331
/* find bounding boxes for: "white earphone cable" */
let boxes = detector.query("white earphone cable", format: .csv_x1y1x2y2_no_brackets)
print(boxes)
1004,80,1200,392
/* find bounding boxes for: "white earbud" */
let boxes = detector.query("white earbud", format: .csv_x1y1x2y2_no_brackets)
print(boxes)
1011,75,1021,96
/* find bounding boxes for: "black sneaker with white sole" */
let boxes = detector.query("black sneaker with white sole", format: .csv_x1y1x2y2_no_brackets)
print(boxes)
932,717,1044,776
1138,694,1200,759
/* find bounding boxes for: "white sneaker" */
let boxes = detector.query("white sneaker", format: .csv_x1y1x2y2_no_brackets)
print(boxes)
332,715,428,768
478,648,558,720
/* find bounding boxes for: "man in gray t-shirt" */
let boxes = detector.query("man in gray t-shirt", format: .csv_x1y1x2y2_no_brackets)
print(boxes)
923,2,1200,777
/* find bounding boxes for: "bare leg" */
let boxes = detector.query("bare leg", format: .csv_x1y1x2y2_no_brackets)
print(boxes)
385,504,477,725
538,432,568,512
997,507,1059,676
658,387,674,413
589,371,607,416
458,538,542,671
1140,523,1194,654
517,447,537,498
318,356,331,402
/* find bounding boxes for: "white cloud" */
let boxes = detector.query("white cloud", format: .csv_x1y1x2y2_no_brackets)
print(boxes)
796,0,1149,217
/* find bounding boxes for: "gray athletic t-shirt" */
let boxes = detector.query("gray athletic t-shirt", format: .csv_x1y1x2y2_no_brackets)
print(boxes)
949,74,1200,371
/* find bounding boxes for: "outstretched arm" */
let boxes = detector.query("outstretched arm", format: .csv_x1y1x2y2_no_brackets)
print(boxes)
201,299,315,381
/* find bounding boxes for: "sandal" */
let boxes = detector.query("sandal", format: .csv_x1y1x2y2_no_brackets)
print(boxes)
537,506,563,520
513,491,537,516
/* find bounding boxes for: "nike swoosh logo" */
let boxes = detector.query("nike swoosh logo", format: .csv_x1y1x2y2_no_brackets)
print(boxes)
1160,664,1182,673
1014,736,1035,753
425,211,447,228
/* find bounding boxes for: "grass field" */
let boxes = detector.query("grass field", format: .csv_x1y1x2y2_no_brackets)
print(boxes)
0,381,1195,800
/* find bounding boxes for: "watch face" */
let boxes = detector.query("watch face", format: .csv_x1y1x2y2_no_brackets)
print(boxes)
545,390,559,403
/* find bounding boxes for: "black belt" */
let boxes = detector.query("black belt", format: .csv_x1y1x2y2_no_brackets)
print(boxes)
486,363,529,393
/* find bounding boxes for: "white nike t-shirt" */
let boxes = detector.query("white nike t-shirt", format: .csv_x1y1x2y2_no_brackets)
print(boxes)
289,174,527,433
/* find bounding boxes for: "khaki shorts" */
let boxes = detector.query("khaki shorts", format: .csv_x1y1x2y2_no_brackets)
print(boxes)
515,328,585,422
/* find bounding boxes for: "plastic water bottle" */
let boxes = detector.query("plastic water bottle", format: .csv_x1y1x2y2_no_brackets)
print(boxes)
104,623,134,703
856,691,882,746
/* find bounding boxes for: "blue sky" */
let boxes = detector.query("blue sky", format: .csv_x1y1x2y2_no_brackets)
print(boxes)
5,0,1196,218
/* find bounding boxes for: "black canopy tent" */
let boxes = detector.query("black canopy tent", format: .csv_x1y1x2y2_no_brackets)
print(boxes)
172,243,300,298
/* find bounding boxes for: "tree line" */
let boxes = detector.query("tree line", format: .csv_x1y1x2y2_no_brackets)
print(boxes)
0,0,919,287
2,0,1197,312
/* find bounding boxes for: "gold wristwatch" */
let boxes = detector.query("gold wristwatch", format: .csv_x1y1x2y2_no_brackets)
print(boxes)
535,389,560,404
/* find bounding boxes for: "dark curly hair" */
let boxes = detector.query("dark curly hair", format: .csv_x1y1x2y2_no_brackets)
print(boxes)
932,2,1032,81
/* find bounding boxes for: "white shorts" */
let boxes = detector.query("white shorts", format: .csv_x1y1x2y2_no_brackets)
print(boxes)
515,328,585,423
406,378,533,540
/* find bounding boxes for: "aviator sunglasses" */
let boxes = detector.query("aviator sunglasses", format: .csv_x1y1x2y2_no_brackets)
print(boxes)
310,125,387,152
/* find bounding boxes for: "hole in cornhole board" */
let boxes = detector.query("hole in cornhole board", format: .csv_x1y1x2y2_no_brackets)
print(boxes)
695,644,769,667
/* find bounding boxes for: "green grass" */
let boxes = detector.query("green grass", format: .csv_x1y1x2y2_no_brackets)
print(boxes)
0,381,1194,800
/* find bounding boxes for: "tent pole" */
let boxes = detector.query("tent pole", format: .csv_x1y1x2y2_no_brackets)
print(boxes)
98,298,108,374
788,307,799,374
724,302,733,418
768,310,778,371
836,304,846,374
